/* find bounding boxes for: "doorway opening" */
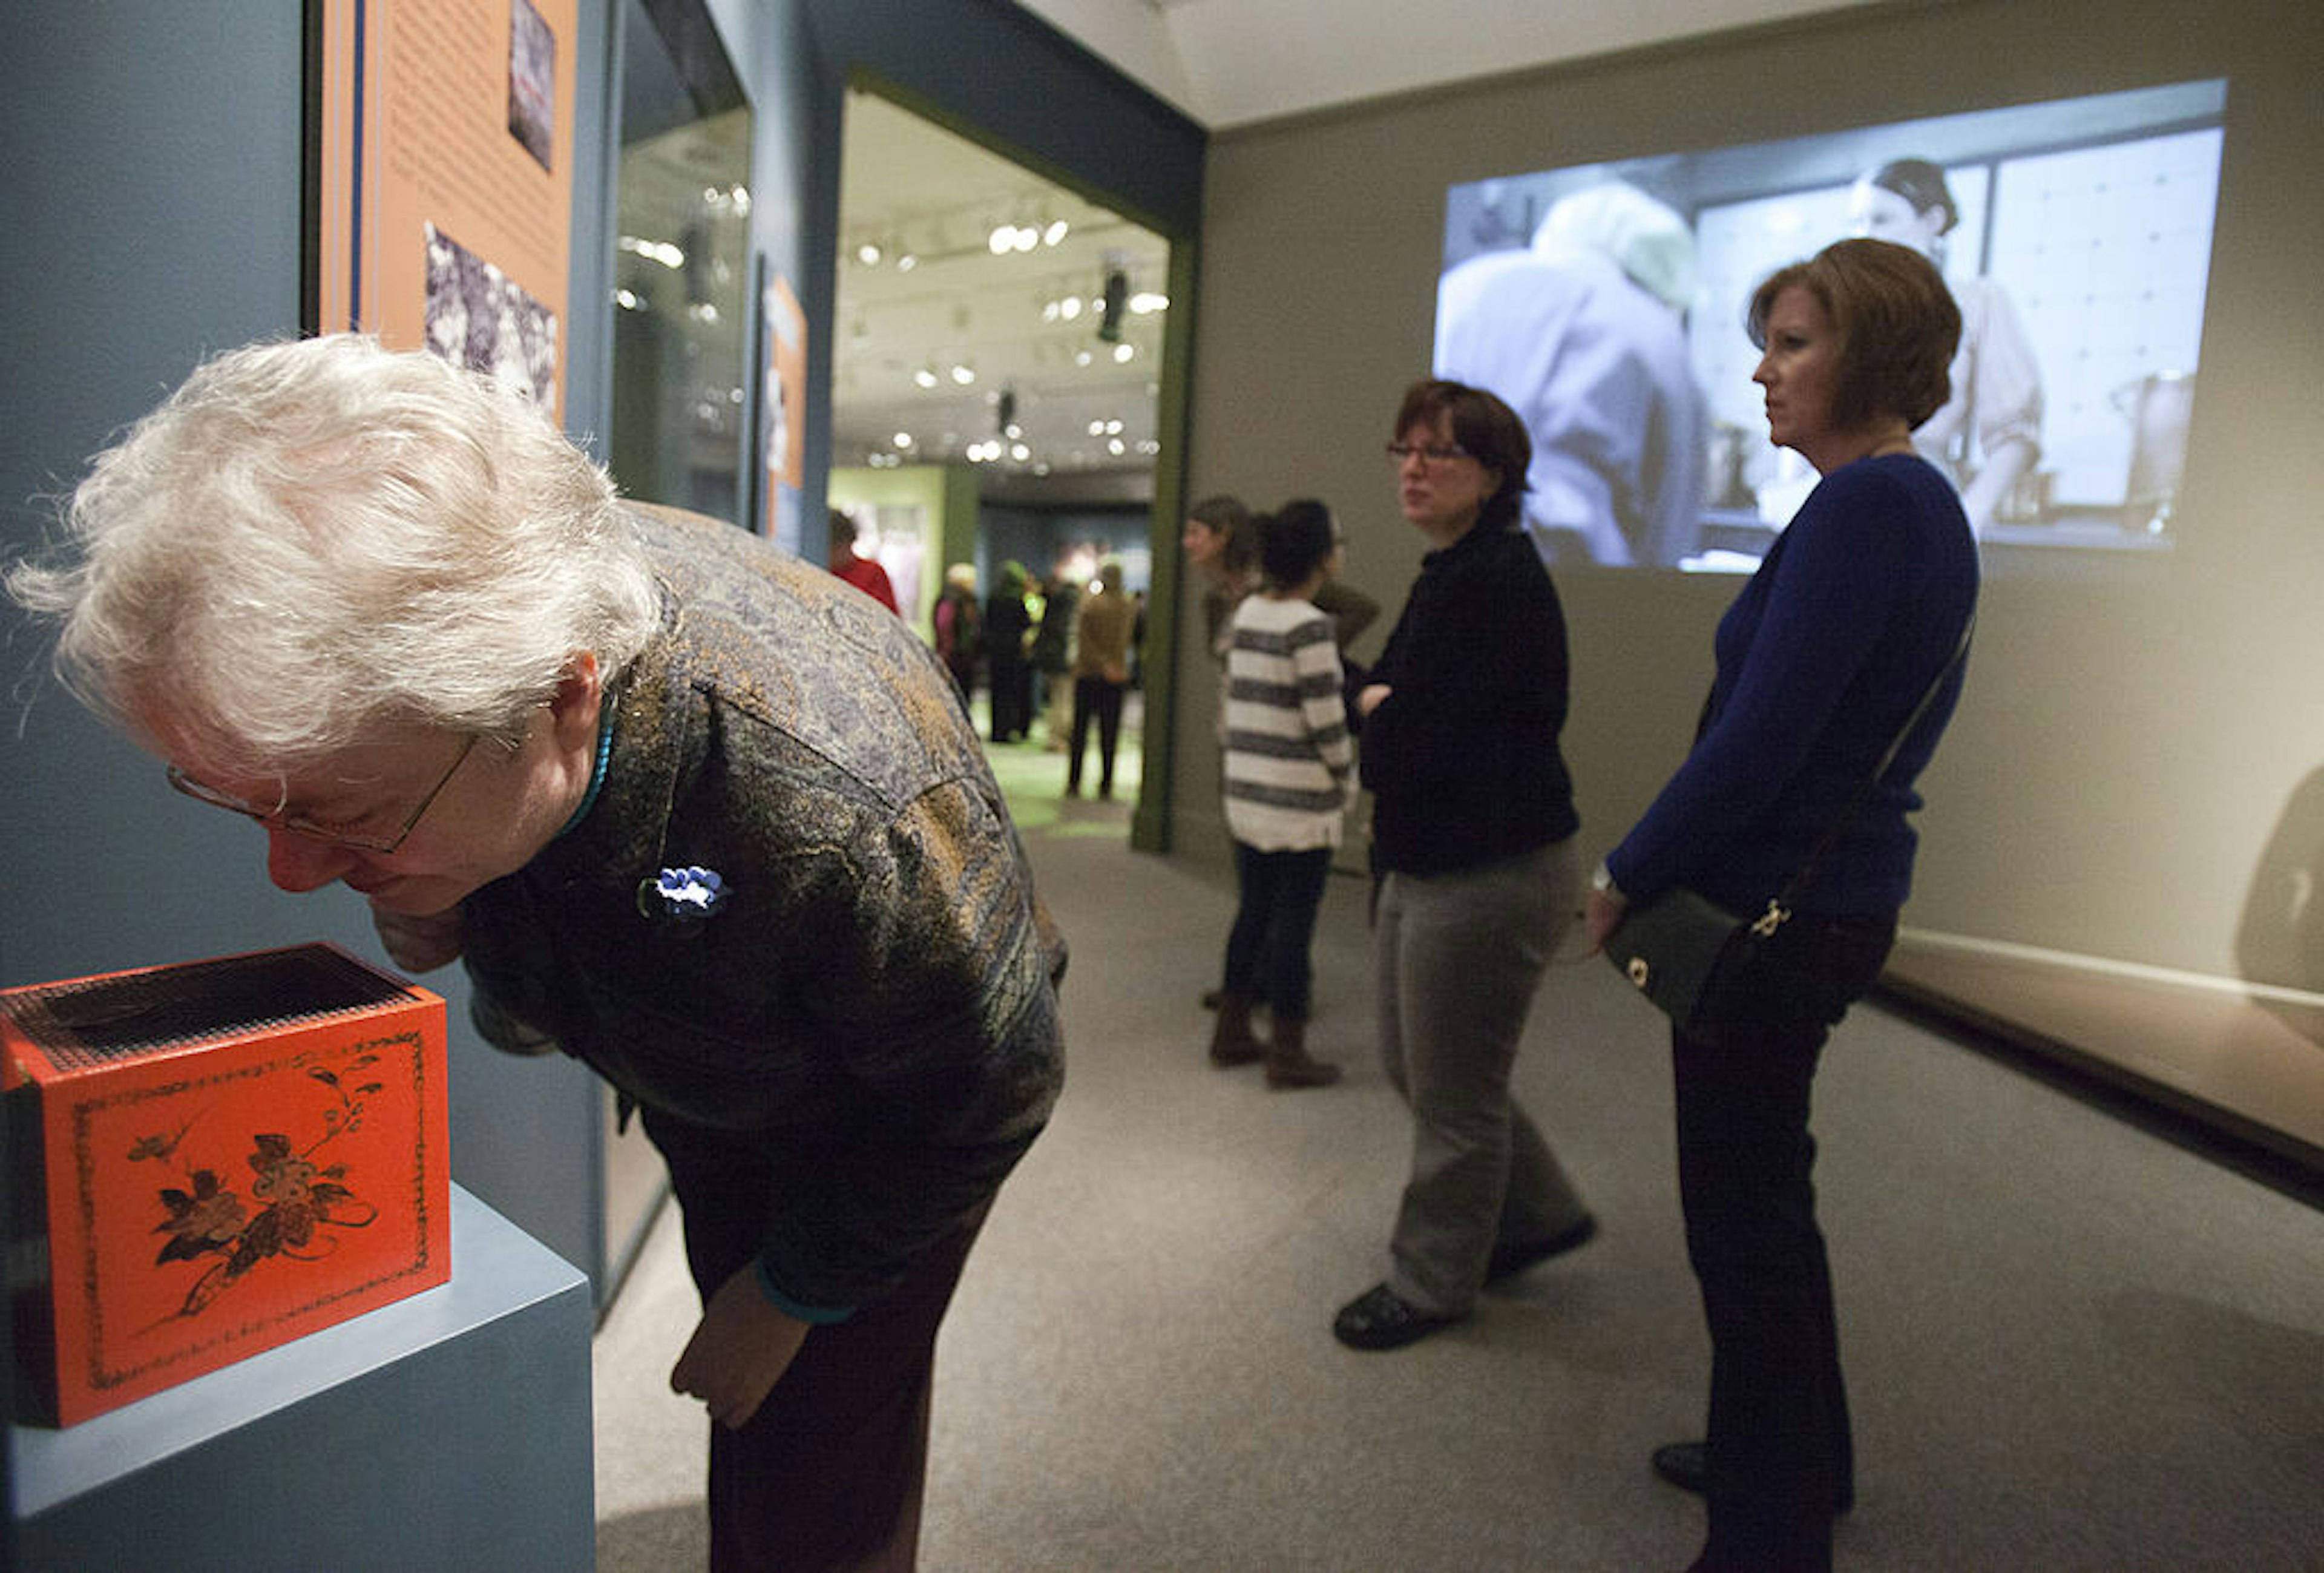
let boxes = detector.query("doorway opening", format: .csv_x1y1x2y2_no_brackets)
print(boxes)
830,88,1171,826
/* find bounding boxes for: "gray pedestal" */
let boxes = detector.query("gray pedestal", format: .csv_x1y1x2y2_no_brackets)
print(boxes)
9,1184,594,1572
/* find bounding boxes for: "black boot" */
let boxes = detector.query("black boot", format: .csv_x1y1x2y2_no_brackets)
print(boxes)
1264,1016,1340,1089
1208,994,1264,1066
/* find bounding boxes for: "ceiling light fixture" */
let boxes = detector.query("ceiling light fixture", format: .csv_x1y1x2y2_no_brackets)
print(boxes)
617,235,686,269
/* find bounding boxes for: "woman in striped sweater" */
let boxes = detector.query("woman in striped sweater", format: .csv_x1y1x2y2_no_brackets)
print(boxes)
1207,498,1357,1089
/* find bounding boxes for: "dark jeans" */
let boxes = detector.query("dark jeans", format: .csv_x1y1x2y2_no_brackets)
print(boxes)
1222,841,1333,1020
987,657,1032,741
1068,674,1125,793
645,1108,989,1572
1673,909,1894,1573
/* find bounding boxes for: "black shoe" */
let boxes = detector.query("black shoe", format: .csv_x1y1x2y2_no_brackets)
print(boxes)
1332,1284,1459,1351
1651,1440,1854,1514
1652,1441,1708,1496
1483,1213,1599,1284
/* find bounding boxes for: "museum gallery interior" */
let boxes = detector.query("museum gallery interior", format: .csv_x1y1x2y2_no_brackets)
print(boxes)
4,1,2319,1569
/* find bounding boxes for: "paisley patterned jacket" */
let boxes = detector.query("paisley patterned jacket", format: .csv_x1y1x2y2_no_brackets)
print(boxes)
462,505,1066,1313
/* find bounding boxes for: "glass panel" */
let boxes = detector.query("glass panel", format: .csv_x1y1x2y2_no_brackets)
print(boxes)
606,0,752,522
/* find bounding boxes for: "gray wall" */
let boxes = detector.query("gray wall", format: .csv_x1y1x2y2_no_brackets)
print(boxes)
1179,0,2324,998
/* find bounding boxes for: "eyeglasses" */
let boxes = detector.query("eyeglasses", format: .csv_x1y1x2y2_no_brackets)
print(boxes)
166,734,479,854
1385,441,1472,466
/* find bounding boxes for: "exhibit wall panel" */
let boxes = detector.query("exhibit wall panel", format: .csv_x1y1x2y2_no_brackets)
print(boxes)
1187,0,2324,994
0,0,634,1300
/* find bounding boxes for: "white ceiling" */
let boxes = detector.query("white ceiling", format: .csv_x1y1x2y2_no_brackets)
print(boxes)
831,0,1877,490
832,91,1172,485
1013,0,1882,130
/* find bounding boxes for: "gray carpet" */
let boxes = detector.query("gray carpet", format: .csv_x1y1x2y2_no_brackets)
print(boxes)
592,773,2324,1571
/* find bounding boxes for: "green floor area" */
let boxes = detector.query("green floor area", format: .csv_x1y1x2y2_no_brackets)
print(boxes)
970,691,1145,841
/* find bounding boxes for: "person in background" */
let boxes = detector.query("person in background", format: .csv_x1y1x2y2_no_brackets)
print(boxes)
1848,156,2042,534
1309,519,1382,731
983,560,1036,744
1207,501,1356,1091
8,334,1067,1573
1029,561,1079,753
825,507,899,614
1586,238,1978,1572
933,562,982,703
1333,378,1598,1353
1181,493,1257,659
1434,180,1708,566
1184,494,1260,1013
1066,557,1137,800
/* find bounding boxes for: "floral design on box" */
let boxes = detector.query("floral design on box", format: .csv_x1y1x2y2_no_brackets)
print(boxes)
133,1051,385,1322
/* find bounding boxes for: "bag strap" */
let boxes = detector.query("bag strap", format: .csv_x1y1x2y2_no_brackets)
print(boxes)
1754,612,1976,933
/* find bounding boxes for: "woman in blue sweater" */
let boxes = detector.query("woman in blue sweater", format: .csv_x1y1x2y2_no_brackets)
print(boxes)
1586,239,1978,1571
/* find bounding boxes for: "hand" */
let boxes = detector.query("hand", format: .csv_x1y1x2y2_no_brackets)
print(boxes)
370,901,465,972
1356,683,1392,718
669,1266,812,1430
1583,887,1629,957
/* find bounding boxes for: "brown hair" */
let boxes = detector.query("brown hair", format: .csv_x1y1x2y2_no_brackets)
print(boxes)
1187,493,1256,577
1391,378,1531,530
1747,238,1961,432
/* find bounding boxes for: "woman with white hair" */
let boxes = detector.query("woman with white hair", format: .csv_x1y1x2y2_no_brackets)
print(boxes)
10,333,1066,1573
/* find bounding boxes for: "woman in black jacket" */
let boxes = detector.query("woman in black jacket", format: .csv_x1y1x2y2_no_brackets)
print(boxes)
1331,378,1599,1352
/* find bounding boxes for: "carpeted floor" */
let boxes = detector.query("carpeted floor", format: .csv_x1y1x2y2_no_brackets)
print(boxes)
591,725,2324,1572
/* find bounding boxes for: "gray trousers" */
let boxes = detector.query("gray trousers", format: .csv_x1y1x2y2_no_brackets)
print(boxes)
1374,836,1589,1316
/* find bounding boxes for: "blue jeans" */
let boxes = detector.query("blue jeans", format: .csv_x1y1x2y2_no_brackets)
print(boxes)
1222,842,1333,1020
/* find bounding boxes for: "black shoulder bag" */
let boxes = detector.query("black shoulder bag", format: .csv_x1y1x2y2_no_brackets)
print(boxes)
1604,619,1972,1036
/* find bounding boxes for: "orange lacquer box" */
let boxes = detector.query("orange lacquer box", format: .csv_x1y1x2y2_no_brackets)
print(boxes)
4,943,450,1426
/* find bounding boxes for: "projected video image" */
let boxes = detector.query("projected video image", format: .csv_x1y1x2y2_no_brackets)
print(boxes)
1435,80,2225,571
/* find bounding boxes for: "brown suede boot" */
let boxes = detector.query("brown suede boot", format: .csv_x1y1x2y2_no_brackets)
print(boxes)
1208,994,1264,1066
1264,1016,1341,1089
